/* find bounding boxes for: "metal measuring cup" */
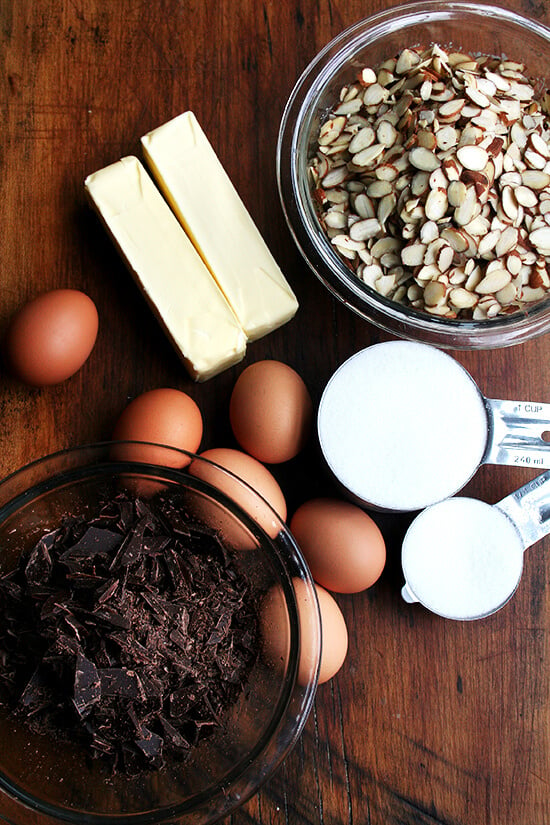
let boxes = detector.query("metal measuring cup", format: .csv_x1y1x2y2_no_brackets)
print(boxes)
317,341,550,512
401,470,550,620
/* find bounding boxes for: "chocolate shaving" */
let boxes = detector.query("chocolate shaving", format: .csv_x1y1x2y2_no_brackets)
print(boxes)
0,491,258,775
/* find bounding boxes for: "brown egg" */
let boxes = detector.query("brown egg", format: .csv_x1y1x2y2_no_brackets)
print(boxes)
314,583,349,683
4,289,99,386
112,388,203,467
260,577,347,685
229,360,313,463
290,498,386,593
191,447,286,541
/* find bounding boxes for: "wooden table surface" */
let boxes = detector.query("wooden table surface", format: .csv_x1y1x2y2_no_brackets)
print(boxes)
1,1,550,823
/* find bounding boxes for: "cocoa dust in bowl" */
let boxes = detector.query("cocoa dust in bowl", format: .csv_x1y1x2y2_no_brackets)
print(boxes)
308,43,550,320
0,490,259,777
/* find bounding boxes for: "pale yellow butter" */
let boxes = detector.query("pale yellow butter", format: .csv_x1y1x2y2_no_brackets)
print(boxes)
141,112,299,342
85,156,247,381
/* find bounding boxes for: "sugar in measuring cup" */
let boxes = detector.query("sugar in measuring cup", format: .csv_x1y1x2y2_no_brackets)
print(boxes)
317,341,550,512
401,470,550,620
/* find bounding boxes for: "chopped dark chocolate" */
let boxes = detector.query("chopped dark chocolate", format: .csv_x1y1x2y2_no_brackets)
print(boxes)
0,491,259,775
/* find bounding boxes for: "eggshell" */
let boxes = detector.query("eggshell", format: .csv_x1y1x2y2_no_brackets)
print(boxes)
314,583,349,683
190,447,286,541
290,498,386,593
260,577,347,685
4,289,98,386
229,360,313,463
112,388,203,467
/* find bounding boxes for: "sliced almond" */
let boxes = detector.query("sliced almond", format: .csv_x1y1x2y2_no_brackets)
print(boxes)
521,170,550,189
378,193,397,225
447,180,467,207
440,226,470,252
353,143,386,167
520,285,547,302
353,193,376,219
377,120,398,147
371,237,402,257
322,166,348,188
318,116,346,146
411,171,430,196
416,263,442,282
425,188,448,221
524,148,547,170
429,168,448,190
366,180,393,198
423,237,446,266
324,210,348,230
505,250,523,276
475,268,512,294
408,146,441,171
375,273,398,297
349,217,381,241
420,220,440,244
449,287,478,308
401,243,427,267
359,263,384,286
395,48,422,74
348,126,376,154
456,144,489,171
438,98,466,120
501,186,519,221
465,84,491,109
529,225,550,252
496,282,517,304
435,125,459,150
495,226,519,257
437,244,455,272
417,129,438,151
477,229,500,256
514,185,538,208
454,185,477,225
358,67,377,86
375,163,400,181
333,98,363,116
424,279,447,306
529,132,550,158
363,83,390,106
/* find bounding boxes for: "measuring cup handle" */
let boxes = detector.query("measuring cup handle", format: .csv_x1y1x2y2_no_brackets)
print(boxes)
495,470,550,550
401,584,418,604
483,398,550,469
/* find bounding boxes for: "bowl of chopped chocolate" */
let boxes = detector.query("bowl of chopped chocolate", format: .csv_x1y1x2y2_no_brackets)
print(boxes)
277,0,550,349
0,442,320,824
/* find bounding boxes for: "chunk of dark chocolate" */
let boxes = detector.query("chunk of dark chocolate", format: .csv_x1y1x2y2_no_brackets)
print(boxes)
74,653,101,717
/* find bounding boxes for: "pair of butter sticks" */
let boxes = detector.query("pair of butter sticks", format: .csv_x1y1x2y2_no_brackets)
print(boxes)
85,112,298,381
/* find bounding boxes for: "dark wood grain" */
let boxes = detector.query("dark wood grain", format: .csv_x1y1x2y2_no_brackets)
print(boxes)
0,1,549,823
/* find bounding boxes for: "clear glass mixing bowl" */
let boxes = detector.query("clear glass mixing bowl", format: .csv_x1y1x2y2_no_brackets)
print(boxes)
277,0,550,349
0,442,320,825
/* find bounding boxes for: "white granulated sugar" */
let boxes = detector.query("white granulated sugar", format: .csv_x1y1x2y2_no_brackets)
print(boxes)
401,497,525,620
317,341,489,511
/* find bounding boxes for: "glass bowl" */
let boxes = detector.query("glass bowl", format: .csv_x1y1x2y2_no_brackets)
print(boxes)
277,0,550,349
0,442,320,825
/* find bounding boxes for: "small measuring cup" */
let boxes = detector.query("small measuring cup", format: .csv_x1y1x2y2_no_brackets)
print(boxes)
317,341,550,512
401,470,550,620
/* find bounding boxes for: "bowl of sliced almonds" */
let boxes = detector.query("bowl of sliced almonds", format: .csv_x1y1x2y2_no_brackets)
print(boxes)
277,0,550,348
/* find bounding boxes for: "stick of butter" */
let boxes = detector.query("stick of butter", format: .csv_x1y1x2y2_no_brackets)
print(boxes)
141,112,298,342
85,156,247,381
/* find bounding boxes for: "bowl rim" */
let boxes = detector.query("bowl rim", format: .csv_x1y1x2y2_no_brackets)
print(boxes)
0,441,321,825
276,0,550,349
